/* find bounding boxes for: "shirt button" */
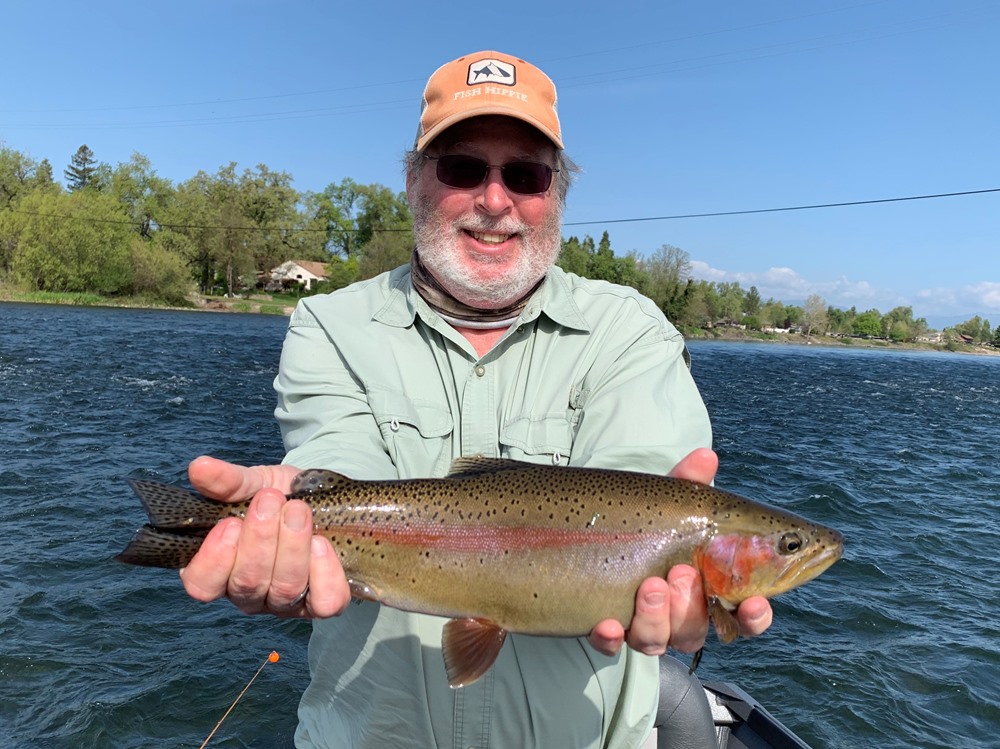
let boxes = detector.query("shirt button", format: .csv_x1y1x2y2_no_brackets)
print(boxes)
516,325,525,334
475,365,486,377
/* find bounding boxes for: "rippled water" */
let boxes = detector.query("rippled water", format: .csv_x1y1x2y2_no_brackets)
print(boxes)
2,303,998,748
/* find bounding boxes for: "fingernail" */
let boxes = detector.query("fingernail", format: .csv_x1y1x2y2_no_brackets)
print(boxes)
311,536,328,556
221,521,242,547
644,592,666,609
255,493,281,520
284,503,309,532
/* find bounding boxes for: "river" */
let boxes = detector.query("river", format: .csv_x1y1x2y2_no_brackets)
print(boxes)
1,302,997,748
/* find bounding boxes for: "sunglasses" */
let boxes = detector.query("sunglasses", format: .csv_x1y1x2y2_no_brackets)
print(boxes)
423,154,558,195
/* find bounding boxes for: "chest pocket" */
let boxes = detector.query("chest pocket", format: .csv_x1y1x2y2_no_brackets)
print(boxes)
500,415,574,466
367,387,454,476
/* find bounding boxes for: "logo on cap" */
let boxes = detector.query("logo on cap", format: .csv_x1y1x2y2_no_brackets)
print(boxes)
467,58,516,86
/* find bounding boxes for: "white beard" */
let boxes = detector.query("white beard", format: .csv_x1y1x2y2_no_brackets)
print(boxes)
410,194,562,309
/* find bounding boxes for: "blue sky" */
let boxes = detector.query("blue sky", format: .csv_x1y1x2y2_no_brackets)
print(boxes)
4,0,997,327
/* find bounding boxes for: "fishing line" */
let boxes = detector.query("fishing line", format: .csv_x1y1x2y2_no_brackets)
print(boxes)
198,650,281,748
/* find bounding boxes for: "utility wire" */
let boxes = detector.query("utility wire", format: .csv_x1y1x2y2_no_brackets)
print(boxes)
562,188,1000,227
8,186,998,234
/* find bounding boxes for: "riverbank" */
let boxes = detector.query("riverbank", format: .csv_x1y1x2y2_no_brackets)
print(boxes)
685,326,1000,357
2,287,997,357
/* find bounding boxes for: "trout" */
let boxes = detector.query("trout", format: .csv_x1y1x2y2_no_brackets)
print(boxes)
117,457,843,687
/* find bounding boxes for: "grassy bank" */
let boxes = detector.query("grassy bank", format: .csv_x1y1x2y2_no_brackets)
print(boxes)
0,286,296,316
3,284,996,357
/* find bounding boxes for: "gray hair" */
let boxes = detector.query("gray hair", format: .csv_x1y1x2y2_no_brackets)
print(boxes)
403,148,579,207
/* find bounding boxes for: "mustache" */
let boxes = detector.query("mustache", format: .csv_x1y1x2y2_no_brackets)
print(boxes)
456,215,532,235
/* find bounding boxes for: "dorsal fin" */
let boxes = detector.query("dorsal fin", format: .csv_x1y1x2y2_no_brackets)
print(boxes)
447,457,528,478
290,469,352,495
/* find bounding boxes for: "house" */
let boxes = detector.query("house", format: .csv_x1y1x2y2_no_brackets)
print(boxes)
269,260,328,291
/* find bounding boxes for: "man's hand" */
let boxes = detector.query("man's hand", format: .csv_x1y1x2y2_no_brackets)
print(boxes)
587,448,773,656
179,456,351,619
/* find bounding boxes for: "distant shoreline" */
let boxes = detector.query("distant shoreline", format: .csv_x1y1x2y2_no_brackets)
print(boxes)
3,292,997,358
685,328,1000,357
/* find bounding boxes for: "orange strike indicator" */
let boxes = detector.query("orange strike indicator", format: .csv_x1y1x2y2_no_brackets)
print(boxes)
198,651,281,748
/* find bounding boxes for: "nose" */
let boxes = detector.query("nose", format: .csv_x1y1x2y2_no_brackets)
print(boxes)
475,167,514,216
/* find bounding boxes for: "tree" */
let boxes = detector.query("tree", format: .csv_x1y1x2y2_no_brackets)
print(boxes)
65,145,99,191
801,294,828,336
110,153,174,238
9,188,133,293
557,235,590,276
852,309,883,338
992,323,1000,348
743,285,761,316
0,146,36,208
716,282,744,325
313,178,411,259
641,244,692,321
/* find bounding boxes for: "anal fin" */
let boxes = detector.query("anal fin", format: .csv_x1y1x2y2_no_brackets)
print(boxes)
441,618,507,688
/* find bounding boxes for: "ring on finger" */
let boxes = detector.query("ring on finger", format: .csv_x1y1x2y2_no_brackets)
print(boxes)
289,586,309,607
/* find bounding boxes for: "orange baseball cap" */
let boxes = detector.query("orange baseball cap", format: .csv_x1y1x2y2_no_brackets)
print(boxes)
415,50,563,151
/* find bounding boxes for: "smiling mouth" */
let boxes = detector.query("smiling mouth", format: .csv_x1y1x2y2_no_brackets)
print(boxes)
468,230,513,245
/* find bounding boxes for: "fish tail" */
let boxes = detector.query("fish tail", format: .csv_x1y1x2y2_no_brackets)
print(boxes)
117,479,243,569
115,524,206,568
127,478,237,529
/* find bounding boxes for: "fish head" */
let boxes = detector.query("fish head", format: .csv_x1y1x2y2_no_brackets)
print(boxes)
693,510,844,610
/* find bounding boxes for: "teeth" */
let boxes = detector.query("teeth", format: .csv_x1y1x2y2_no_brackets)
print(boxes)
471,231,510,244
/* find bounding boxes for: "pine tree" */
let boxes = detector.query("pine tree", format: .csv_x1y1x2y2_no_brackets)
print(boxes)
65,145,97,191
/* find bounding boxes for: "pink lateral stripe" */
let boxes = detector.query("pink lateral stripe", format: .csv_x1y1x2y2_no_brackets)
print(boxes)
330,522,659,553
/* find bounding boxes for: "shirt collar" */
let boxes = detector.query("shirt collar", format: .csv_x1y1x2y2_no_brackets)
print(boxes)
372,264,591,333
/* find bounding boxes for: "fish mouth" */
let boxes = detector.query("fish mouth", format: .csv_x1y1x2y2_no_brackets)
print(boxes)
774,539,844,591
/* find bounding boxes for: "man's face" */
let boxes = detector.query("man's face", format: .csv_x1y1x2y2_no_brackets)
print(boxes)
407,116,563,310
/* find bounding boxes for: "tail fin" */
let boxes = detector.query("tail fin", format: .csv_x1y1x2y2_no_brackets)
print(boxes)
116,525,206,568
117,479,248,568
127,479,246,529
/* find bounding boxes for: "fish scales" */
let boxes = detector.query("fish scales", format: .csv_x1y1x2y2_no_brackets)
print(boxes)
311,466,724,633
118,457,844,687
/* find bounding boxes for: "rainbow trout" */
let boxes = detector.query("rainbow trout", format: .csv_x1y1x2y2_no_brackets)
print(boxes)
117,457,843,687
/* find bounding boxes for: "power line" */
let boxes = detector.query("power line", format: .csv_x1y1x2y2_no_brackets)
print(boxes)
7,186,998,234
562,188,1000,227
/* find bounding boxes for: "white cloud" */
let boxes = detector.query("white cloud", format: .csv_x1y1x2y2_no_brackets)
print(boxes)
689,261,1000,318
916,282,1000,315
688,262,884,308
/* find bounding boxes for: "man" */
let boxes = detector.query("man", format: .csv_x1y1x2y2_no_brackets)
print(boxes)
181,51,772,748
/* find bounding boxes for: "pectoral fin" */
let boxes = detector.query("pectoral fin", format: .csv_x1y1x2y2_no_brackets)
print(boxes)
708,596,741,644
441,618,507,688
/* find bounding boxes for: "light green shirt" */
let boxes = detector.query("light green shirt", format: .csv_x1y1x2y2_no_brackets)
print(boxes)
275,264,712,749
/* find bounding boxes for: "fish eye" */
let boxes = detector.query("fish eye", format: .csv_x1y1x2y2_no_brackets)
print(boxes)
778,532,805,554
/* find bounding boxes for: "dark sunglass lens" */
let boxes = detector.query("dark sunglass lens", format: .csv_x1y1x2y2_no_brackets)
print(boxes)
436,155,488,189
501,162,552,194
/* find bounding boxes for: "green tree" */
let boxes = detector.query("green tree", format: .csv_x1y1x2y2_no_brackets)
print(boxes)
108,153,176,239
852,309,883,337
640,244,692,322
556,235,590,276
314,178,411,259
65,145,99,191
716,282,744,325
0,146,36,208
743,285,761,316
992,323,1000,347
9,189,132,293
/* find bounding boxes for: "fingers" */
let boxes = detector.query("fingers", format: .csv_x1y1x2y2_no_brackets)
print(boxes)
668,447,718,485
588,566,710,658
188,455,300,501
180,485,350,620
665,566,708,653
736,596,772,637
